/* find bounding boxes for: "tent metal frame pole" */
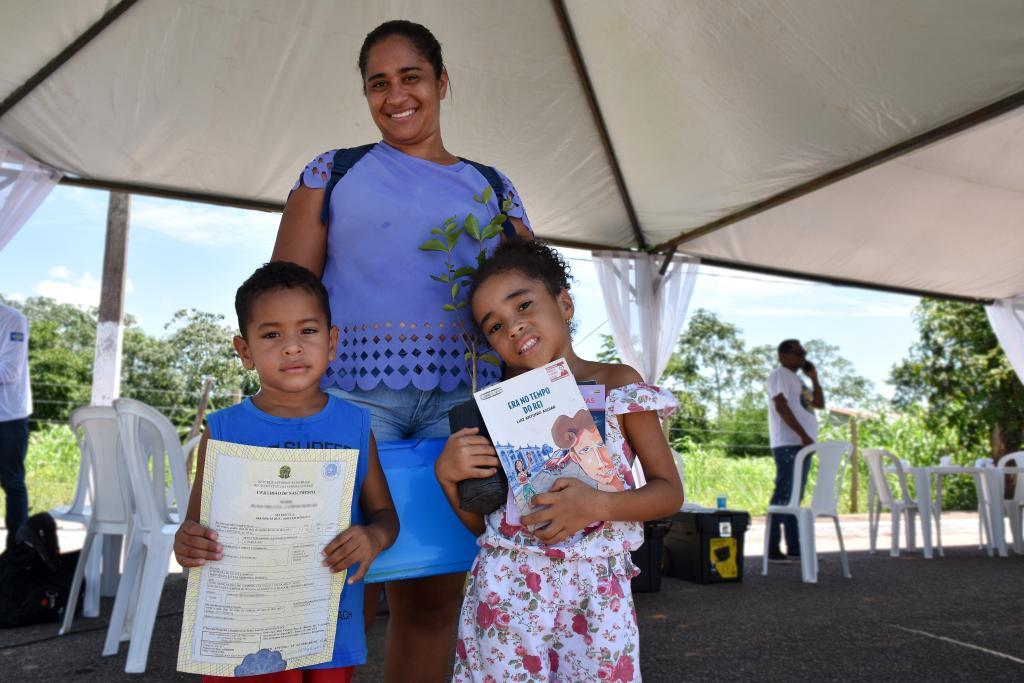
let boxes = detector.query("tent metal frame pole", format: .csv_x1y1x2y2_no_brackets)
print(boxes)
0,0,140,120
59,175,283,213
651,86,1024,254
696,256,992,306
552,0,647,251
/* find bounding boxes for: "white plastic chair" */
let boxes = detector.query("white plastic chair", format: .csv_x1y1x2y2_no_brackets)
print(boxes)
51,408,98,616
118,397,191,521
59,406,133,634
762,441,852,583
996,451,1024,554
104,399,184,673
863,449,927,557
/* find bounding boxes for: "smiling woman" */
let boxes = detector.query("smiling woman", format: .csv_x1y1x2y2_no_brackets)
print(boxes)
270,19,532,683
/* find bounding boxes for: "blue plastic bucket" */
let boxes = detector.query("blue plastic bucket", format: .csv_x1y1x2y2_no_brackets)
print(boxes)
364,438,480,583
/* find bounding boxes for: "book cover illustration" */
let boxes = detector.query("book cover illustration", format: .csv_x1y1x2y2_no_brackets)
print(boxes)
473,359,630,520
578,383,606,441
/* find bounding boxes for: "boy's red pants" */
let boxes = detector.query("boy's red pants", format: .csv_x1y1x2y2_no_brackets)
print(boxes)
203,667,354,683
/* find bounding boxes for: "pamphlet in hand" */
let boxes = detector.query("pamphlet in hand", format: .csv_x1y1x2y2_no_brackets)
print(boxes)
473,359,631,522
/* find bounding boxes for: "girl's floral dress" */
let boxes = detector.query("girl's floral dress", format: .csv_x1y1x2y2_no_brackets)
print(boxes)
453,383,678,683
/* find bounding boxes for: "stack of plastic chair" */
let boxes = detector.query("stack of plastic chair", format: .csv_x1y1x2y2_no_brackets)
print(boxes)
996,452,1024,554
105,398,188,673
863,449,925,557
59,406,133,633
762,441,852,583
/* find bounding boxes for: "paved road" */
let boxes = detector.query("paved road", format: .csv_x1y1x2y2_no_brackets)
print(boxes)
2,542,1022,681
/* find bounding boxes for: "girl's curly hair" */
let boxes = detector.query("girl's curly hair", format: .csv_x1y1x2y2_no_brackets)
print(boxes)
469,237,573,299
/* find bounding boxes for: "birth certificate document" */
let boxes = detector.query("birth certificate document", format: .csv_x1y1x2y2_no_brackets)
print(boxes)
178,440,358,677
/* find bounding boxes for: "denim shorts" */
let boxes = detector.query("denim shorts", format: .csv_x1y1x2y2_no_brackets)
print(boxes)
326,383,471,443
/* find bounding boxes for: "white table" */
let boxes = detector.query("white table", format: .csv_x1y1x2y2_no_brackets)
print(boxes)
906,465,1023,558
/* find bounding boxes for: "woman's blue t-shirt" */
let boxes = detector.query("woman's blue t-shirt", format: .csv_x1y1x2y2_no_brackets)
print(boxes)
206,395,371,669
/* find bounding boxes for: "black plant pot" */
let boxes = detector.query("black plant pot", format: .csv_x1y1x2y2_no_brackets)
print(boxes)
448,399,507,514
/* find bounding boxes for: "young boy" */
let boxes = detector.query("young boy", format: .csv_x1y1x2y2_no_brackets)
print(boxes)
174,261,399,683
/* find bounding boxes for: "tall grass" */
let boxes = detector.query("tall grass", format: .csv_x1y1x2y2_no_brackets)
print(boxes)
0,424,80,517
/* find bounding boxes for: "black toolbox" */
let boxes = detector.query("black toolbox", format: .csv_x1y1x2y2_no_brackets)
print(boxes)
663,510,750,584
629,518,672,593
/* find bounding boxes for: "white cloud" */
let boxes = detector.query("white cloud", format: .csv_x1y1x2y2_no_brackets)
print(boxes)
131,199,279,249
48,265,73,279
35,270,101,307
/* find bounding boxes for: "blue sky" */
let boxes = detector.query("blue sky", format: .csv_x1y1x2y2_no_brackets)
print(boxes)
0,186,920,399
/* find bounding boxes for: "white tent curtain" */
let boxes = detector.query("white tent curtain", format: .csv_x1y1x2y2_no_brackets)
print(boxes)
593,250,699,385
0,142,62,253
986,297,1024,384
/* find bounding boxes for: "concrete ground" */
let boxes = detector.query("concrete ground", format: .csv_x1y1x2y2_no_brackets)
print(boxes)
2,513,1021,681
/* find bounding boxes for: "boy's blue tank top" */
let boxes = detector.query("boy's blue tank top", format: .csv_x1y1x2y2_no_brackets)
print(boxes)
206,394,371,669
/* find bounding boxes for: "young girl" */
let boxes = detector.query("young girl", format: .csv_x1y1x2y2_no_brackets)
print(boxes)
435,238,684,682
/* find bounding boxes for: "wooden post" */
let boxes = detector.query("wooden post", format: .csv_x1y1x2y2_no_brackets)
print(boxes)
90,191,130,406
90,191,129,598
849,417,859,513
184,378,214,479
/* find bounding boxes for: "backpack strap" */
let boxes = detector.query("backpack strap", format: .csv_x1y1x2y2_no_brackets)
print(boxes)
460,158,518,239
320,144,376,226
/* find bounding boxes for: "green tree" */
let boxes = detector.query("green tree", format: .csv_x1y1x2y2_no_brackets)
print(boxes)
0,296,255,428
891,299,1024,458
663,309,752,419
595,334,621,364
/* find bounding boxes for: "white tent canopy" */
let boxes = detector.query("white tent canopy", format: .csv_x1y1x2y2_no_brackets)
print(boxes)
3,0,1024,302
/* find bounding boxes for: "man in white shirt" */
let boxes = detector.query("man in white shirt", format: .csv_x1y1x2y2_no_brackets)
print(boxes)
765,339,823,562
0,302,32,550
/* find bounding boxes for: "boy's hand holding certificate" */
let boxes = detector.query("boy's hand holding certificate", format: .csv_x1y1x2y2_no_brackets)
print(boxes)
473,359,632,541
177,440,358,677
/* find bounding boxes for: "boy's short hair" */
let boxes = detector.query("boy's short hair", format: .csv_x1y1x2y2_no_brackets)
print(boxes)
235,261,331,336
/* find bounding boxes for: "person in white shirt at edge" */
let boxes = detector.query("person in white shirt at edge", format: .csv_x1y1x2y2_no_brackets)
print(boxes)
0,302,31,550
765,339,823,563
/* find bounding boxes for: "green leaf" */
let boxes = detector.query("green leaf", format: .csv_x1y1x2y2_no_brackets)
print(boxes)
443,304,456,312
482,224,503,240
430,274,450,283
419,239,447,252
431,227,443,235
451,282,461,299
464,213,482,240
478,353,502,367
453,266,475,279
477,252,487,268
480,185,493,203
472,192,482,203
455,301,468,309
445,230,461,248
465,351,474,361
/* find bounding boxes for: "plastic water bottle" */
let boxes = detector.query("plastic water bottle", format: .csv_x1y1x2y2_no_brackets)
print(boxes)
716,495,727,510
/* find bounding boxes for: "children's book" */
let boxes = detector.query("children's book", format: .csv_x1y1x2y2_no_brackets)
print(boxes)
577,383,606,441
473,359,631,522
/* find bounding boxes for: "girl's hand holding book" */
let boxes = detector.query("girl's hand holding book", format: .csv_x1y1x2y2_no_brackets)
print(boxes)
521,478,605,545
435,427,500,487
322,524,387,584
174,520,223,567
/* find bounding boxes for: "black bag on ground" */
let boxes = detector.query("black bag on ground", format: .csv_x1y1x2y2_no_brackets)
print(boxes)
0,512,80,628
449,399,508,514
